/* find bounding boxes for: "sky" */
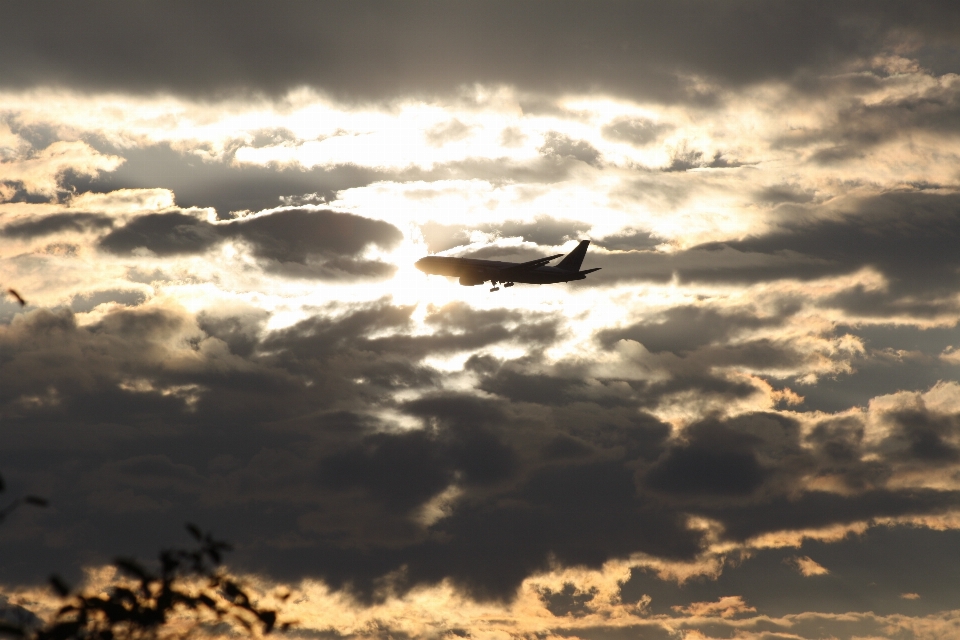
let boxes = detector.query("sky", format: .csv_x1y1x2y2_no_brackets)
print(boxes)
3,1,960,638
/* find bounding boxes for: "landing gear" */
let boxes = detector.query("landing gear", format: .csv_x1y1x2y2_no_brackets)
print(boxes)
490,286,500,292
504,282,514,288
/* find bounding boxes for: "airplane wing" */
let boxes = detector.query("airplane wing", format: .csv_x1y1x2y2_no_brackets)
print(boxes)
496,254,563,279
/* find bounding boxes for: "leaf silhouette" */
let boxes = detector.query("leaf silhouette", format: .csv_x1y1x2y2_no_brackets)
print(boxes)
49,575,72,598
185,523,203,540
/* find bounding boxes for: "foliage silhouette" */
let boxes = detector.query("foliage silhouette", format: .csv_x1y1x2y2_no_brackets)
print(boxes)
0,472,48,637
34,525,288,640
0,472,48,525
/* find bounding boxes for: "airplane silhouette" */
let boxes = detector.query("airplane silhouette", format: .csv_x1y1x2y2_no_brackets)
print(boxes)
415,239,600,291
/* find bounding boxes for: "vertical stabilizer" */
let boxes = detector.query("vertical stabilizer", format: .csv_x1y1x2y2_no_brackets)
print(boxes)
556,240,590,271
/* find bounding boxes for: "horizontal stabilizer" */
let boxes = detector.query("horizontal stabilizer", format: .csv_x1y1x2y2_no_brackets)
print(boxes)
579,268,601,275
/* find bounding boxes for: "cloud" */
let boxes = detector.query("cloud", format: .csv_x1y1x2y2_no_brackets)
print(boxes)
8,5,960,635
780,76,960,164
539,132,602,167
645,429,769,497
70,288,147,313
597,305,790,355
425,119,473,146
579,190,960,321
98,207,403,278
2,212,113,238
710,191,960,308
1,1,929,102
537,584,601,619
601,117,672,146
672,595,756,619
594,229,663,251
419,216,591,253
785,555,830,576
98,211,221,256
2,299,959,605
70,143,382,218
1,140,122,200
754,184,817,205
0,300,684,599
1,286,960,640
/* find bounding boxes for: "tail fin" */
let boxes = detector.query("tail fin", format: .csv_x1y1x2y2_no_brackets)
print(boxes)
556,240,590,271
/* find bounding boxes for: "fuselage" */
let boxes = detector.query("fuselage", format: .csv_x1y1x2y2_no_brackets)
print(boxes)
414,256,586,285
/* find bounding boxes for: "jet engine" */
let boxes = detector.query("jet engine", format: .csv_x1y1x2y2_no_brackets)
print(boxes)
459,274,485,286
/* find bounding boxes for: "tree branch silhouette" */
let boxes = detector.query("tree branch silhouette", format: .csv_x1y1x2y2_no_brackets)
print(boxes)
35,525,288,640
0,482,289,640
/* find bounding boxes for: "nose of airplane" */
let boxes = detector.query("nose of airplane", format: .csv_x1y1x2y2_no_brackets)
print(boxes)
414,258,427,272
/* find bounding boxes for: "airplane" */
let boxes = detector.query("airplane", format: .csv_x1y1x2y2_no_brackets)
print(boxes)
415,239,600,292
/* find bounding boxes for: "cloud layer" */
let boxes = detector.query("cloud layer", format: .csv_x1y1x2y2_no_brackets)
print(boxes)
5,3,960,638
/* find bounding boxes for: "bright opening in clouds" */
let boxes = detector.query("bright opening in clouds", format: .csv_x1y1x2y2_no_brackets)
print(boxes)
4,2,960,638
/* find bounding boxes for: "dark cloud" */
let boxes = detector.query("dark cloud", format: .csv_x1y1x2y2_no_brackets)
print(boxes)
805,417,876,490
238,209,400,258
585,190,960,319
0,303,674,595
472,355,745,414
478,368,591,406
5,1,935,102
722,191,960,301
597,305,791,354
2,212,113,238
65,143,382,219
644,413,812,500
98,208,402,279
539,132,602,167
99,212,221,255
662,147,742,172
317,430,454,512
569,246,801,287
2,300,960,605
777,79,960,163
882,409,960,463
797,322,960,413
662,147,705,173
196,307,269,358
645,431,768,497
594,229,662,252
754,184,817,205
256,301,561,369
591,303,819,408
0,302,477,584
494,218,593,247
